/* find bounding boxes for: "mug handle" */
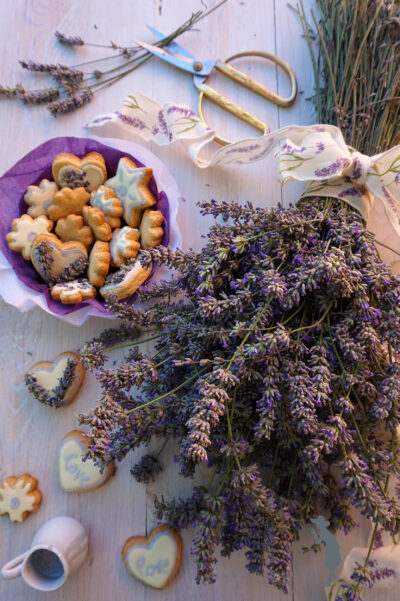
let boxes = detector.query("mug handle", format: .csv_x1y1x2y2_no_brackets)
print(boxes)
1,551,29,580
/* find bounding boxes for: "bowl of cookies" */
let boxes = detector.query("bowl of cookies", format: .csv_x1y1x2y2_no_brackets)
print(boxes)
0,136,181,323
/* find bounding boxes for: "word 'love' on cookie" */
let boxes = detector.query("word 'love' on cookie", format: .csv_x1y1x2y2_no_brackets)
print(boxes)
57,430,115,493
122,525,182,589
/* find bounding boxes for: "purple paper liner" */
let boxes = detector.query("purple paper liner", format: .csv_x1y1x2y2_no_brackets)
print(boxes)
0,137,170,316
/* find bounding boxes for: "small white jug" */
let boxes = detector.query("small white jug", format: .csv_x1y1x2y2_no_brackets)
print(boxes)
1,516,88,591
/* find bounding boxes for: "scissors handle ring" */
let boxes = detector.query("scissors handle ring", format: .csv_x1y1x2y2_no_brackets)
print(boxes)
197,50,297,146
223,51,297,107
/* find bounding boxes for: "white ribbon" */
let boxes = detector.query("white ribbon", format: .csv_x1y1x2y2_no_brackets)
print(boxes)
86,92,400,274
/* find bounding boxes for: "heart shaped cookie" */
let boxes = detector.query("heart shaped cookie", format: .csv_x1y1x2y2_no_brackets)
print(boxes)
25,351,84,408
31,234,88,284
58,431,115,492
122,525,182,589
52,152,107,192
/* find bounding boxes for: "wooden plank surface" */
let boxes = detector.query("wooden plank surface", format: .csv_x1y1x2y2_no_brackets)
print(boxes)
0,1,396,600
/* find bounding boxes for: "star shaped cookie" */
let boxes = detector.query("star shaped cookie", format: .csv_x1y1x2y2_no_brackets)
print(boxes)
105,157,156,227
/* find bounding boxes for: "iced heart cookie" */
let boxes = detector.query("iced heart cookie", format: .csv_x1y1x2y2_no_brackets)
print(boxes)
6,214,53,260
122,525,182,589
100,256,151,301
55,214,94,247
52,152,107,192
24,351,85,407
24,179,59,218
57,430,115,492
82,206,112,241
51,278,97,304
139,209,164,249
47,186,90,221
0,474,42,523
105,157,156,227
31,234,88,284
88,241,110,287
90,185,123,229
110,226,140,268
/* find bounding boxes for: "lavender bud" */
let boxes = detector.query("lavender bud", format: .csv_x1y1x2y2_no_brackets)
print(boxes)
55,31,85,46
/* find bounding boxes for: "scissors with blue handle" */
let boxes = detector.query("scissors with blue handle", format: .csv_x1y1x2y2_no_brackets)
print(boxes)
135,25,297,146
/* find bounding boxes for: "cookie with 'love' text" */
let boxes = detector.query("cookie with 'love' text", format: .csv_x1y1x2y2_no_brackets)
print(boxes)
122,525,182,589
57,430,115,493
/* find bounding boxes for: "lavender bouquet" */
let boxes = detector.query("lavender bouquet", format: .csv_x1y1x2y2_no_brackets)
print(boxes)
79,0,400,597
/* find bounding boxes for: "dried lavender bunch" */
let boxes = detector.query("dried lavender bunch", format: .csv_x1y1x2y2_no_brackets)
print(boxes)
25,358,77,408
79,197,400,590
77,0,400,593
295,0,400,152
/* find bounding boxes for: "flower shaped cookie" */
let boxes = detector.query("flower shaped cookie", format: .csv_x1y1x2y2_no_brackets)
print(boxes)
0,474,42,523
6,214,53,260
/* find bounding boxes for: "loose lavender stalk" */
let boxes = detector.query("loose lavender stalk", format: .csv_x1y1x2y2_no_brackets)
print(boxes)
54,31,84,46
1,1,228,115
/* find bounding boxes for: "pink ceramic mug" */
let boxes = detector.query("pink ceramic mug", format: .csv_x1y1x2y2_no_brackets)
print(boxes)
1,516,88,591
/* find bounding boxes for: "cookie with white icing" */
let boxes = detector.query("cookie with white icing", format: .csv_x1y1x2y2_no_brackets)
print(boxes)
31,234,88,284
52,152,107,192
99,256,151,301
90,185,123,229
122,525,182,589
51,279,97,304
24,179,59,218
25,351,85,406
105,157,156,227
6,214,53,260
110,226,140,268
0,474,42,523
57,430,115,493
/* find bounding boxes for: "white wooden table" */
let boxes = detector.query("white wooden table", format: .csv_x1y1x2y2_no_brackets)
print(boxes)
0,1,394,600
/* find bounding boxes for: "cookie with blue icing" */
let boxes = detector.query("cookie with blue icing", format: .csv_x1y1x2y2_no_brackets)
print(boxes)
122,525,182,589
99,256,151,301
90,185,123,229
105,157,156,228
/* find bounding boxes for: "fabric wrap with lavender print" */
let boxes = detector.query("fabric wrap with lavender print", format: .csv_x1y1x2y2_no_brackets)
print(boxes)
0,137,169,316
87,91,400,273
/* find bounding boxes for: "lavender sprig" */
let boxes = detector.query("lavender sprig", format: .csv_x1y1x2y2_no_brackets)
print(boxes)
55,31,84,46
47,87,93,115
131,455,162,483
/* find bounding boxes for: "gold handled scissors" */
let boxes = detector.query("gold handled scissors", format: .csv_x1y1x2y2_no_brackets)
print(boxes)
135,25,297,146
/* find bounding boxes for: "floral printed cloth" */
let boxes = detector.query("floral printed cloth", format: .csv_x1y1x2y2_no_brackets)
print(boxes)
87,91,400,274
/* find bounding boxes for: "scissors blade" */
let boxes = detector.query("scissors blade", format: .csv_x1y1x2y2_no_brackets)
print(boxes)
134,39,215,77
145,25,196,60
